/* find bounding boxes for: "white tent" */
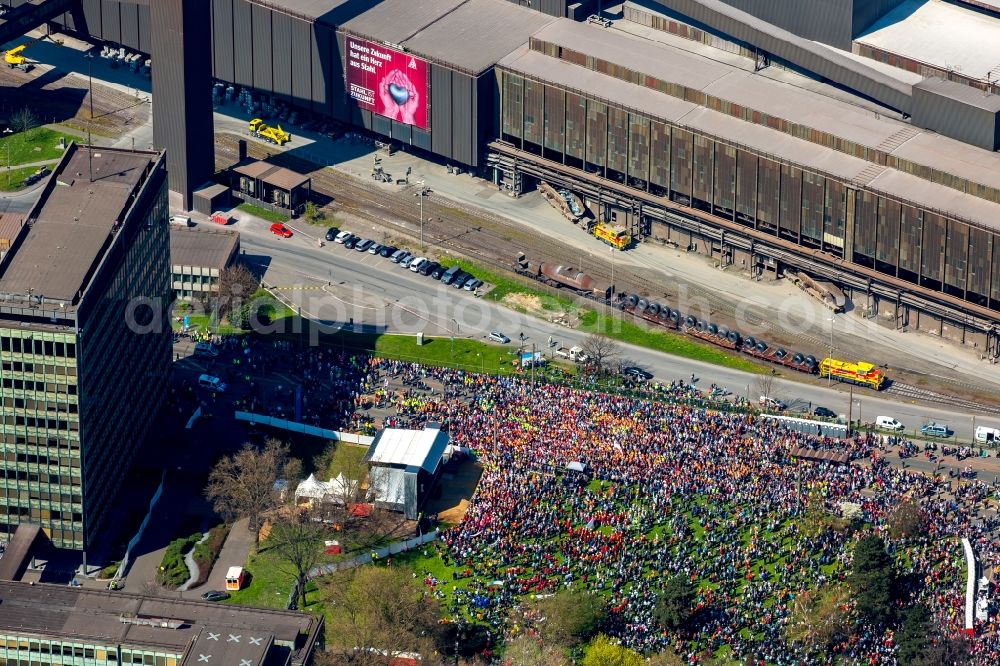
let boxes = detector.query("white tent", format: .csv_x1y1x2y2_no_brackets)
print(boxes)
294,473,353,506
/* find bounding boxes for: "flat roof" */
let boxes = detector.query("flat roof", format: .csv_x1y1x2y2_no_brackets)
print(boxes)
0,146,154,306
856,0,1000,82
340,0,465,48
366,426,448,474
400,0,556,75
0,580,317,653
170,227,239,270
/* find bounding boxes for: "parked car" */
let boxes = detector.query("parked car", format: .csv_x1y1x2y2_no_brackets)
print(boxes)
488,331,510,344
368,242,383,255
324,227,340,241
440,265,461,285
193,342,218,358
463,278,483,291
813,406,837,419
759,396,786,411
875,415,904,431
451,271,471,289
400,254,416,269
355,239,374,252
622,366,653,381
379,245,397,258
334,230,352,244
198,374,227,392
269,223,292,238
343,235,359,249
201,590,230,602
409,257,429,273
920,422,951,438
420,261,440,276
431,265,447,280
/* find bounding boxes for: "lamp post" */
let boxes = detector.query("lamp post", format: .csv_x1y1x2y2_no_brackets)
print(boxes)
3,127,12,186
827,315,835,387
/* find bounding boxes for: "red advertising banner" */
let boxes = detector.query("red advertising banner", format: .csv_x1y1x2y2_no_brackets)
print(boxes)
346,37,429,130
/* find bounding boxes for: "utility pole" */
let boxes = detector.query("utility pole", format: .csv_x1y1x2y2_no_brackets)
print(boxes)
847,384,854,434
827,316,835,387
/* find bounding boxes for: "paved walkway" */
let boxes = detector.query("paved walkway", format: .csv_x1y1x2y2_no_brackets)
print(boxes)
177,532,210,592
181,518,254,598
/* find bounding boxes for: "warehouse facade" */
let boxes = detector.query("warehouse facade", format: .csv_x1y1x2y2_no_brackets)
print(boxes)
491,20,1000,351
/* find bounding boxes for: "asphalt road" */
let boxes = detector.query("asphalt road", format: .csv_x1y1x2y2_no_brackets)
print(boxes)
229,215,1000,443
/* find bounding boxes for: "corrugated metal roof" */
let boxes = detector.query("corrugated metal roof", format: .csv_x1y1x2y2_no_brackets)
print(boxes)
914,76,1000,112
340,0,466,47
232,160,310,191
499,46,700,124
855,0,1000,82
499,45,1000,230
366,426,448,474
401,0,556,74
0,146,153,305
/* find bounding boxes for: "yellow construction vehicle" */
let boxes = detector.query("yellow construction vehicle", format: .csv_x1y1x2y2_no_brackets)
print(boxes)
4,35,47,70
248,118,290,146
590,221,631,250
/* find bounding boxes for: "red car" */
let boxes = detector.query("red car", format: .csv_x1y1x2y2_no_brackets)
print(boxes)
270,222,292,238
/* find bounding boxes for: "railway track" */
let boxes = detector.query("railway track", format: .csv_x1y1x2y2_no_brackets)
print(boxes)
214,134,1000,412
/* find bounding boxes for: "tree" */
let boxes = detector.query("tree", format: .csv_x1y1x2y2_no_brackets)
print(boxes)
303,201,326,224
264,516,325,610
645,652,685,666
580,635,642,666
578,334,621,377
320,566,443,665
9,106,38,138
888,499,926,540
527,588,605,650
314,442,370,510
849,535,895,627
217,264,260,322
501,635,568,666
896,604,931,666
205,439,287,547
282,457,304,501
655,575,696,630
784,584,853,651
754,369,777,406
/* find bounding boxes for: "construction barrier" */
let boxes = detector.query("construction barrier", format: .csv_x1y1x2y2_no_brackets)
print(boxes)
962,537,976,636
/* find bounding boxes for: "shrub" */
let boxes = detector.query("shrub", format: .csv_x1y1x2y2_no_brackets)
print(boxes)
191,524,231,588
155,533,202,588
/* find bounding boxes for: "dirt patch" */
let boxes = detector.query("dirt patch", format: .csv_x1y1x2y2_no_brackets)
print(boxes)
501,293,580,328
427,461,483,524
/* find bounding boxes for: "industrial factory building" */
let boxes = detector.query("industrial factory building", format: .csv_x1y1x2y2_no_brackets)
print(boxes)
32,0,1000,354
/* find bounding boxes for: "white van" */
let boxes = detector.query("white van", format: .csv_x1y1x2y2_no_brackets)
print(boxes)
876,415,904,431
169,215,193,227
198,374,227,392
975,426,1000,444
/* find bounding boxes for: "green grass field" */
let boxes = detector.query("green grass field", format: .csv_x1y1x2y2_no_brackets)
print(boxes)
0,127,66,167
0,166,42,191
237,203,290,223
436,257,764,374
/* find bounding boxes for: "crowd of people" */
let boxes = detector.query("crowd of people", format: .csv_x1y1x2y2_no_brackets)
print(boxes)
176,335,1000,662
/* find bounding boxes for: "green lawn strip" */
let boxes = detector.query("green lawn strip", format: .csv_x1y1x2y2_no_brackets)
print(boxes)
437,257,764,374
237,202,289,223
223,540,339,610
325,442,368,479
0,128,67,166
0,166,43,191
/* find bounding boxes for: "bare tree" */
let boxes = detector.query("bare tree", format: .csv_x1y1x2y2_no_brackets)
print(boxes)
503,635,569,666
319,566,443,665
579,334,622,377
264,516,325,609
9,106,38,138
205,439,287,547
755,370,778,407
217,264,260,321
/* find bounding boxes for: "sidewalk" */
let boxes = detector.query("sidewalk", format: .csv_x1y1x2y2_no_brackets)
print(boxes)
182,518,254,598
